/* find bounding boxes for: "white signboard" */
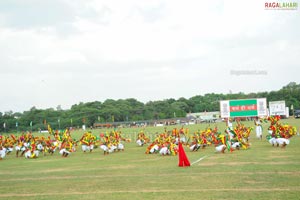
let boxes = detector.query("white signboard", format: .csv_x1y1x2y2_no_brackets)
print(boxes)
269,101,286,116
220,98,267,118
257,98,268,117
285,107,289,118
220,100,230,118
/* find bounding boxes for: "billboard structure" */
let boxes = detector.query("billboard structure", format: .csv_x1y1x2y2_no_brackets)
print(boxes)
269,101,286,116
220,98,267,118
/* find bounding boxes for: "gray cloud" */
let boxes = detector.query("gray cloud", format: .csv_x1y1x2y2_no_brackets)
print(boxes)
0,0,74,29
0,0,299,113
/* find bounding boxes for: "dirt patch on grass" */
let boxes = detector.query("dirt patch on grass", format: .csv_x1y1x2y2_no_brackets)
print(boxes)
1,171,299,182
244,180,265,184
42,168,70,173
0,171,14,175
265,161,298,165
0,176,74,182
198,161,298,166
131,157,161,162
109,165,135,169
199,161,255,166
1,188,300,197
31,159,58,163
268,155,291,159
206,156,222,160
89,158,105,161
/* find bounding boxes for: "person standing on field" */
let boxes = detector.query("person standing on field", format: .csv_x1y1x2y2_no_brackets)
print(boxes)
254,117,263,140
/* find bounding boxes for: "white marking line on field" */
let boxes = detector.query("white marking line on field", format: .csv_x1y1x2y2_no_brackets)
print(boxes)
191,155,208,166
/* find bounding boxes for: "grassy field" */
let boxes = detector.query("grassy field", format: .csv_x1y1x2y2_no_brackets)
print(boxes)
0,119,300,200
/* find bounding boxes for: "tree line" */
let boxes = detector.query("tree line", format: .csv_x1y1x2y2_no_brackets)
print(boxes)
0,82,299,132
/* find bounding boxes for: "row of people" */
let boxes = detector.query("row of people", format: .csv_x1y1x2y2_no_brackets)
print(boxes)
0,128,129,160
144,124,252,156
266,116,297,147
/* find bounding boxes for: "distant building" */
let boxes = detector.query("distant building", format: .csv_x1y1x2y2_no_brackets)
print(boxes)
186,111,221,123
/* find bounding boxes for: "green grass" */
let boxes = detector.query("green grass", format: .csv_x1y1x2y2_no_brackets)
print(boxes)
0,119,300,200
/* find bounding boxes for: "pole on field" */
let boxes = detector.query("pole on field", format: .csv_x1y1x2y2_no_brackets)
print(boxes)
58,118,61,130
3,122,6,133
30,121,33,132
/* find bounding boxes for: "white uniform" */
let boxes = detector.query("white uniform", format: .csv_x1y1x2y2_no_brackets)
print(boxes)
180,136,186,143
159,146,170,155
268,138,277,145
189,144,200,151
255,120,262,139
215,144,226,152
136,139,144,146
150,144,159,154
82,145,92,152
59,149,70,156
37,143,44,151
227,119,233,129
0,148,6,159
24,150,39,158
5,147,13,154
100,144,108,152
108,145,117,153
117,143,124,150
15,145,26,152
276,138,290,146
231,142,240,149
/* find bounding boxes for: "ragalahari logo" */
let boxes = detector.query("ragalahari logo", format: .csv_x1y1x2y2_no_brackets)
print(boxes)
265,2,298,10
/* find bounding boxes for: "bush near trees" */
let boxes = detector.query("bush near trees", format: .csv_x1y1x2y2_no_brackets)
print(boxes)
1,82,299,132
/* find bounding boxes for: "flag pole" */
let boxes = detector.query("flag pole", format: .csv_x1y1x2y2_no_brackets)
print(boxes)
3,122,6,133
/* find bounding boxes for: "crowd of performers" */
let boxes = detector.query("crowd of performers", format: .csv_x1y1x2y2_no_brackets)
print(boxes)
252,115,297,147
141,122,252,156
0,116,298,160
265,116,297,147
0,125,129,160
141,116,298,156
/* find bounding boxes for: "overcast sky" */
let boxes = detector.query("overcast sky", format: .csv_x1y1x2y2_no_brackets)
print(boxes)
0,0,299,113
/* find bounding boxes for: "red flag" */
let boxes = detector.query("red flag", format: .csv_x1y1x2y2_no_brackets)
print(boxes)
178,142,190,167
